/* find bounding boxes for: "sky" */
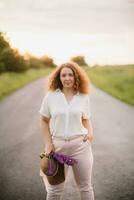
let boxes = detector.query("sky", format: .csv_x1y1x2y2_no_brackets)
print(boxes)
0,0,134,65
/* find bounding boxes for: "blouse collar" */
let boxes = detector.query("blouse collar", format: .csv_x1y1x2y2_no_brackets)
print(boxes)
55,88,79,95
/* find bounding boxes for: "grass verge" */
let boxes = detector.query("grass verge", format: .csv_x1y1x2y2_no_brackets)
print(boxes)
84,65,134,106
0,68,53,101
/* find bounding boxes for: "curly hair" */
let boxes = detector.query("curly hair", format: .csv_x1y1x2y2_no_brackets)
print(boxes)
47,61,91,94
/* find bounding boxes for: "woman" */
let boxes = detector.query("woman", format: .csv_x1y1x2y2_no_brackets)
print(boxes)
39,62,94,200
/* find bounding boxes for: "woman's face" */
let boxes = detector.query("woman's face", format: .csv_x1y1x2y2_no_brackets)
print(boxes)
60,67,75,89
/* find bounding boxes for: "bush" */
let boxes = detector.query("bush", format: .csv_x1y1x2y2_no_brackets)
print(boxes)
0,48,28,72
40,55,56,68
27,56,42,69
70,55,88,66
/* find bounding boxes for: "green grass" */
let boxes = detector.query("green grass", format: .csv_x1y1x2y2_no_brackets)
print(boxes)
84,65,134,106
0,68,53,101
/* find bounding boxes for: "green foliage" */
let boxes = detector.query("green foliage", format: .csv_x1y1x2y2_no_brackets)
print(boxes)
0,32,10,50
0,32,28,72
23,54,57,70
0,62,6,73
40,55,56,68
70,55,88,66
1,48,28,72
27,55,43,69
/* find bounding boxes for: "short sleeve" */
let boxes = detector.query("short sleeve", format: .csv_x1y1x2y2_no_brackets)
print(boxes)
39,93,51,118
82,94,92,119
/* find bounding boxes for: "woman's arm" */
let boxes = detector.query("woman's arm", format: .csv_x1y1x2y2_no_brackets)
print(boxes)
39,116,55,155
82,118,94,142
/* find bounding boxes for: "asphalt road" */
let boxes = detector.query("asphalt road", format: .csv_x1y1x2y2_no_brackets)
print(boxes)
0,76,134,200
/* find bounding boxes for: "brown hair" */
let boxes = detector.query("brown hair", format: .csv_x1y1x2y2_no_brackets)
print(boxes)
47,61,91,94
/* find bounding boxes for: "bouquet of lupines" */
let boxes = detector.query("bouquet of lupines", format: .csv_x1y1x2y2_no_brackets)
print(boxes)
40,151,78,166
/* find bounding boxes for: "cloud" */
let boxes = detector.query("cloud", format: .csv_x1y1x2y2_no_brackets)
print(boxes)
0,1,6,9
0,0,133,34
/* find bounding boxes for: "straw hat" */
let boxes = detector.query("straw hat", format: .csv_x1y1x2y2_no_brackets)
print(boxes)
40,152,65,185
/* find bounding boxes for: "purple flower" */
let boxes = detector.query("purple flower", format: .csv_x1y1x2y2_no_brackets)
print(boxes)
50,152,78,166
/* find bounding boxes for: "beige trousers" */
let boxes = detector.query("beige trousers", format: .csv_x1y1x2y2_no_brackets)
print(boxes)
42,135,94,200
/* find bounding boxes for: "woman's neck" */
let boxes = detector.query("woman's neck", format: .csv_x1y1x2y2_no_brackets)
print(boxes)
61,87,77,96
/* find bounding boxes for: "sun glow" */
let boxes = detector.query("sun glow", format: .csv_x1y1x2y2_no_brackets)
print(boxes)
7,31,134,65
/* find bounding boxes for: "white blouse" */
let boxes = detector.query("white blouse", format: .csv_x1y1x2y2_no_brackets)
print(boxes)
39,88,92,139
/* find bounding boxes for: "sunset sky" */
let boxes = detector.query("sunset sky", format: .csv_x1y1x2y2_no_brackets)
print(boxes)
0,0,134,65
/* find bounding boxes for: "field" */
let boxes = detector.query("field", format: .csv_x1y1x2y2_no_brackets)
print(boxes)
85,65,134,106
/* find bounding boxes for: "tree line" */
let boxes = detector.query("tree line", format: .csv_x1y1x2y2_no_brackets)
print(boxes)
0,32,88,73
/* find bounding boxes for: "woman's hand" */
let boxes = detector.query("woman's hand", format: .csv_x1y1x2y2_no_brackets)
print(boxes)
82,118,94,142
83,134,94,142
44,142,55,156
